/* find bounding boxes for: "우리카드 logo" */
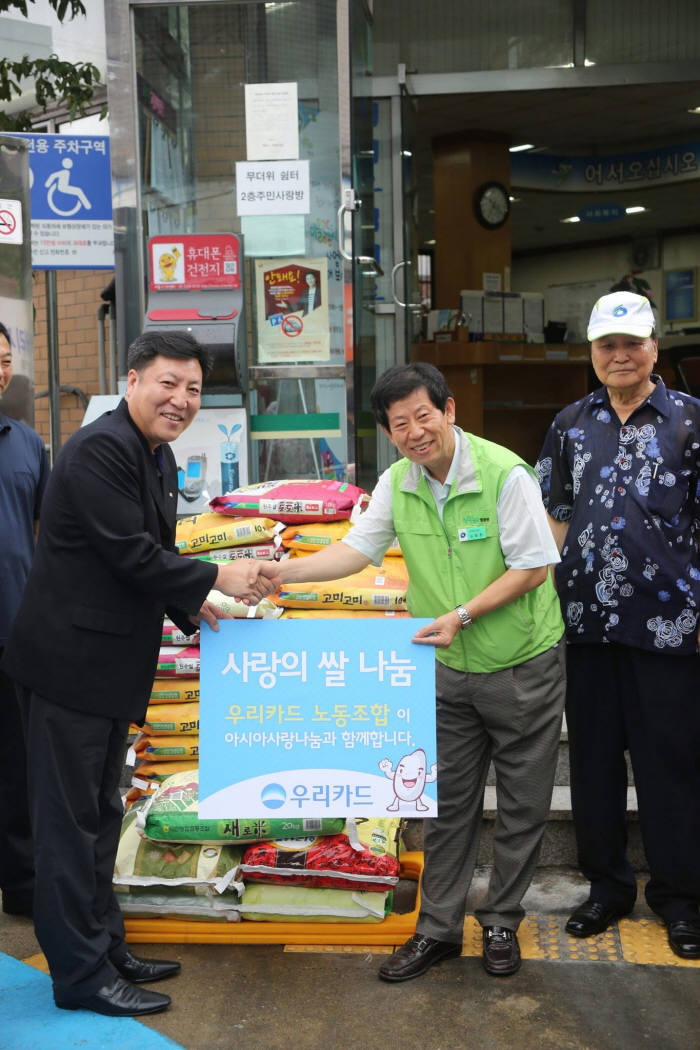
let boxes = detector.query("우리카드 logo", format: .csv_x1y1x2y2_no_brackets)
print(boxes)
261,783,287,809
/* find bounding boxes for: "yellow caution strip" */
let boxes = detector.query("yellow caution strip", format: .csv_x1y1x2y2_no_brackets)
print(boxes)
461,916,625,962
287,915,700,967
619,918,700,968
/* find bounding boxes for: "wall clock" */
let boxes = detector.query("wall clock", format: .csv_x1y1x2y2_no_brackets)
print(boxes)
474,181,510,230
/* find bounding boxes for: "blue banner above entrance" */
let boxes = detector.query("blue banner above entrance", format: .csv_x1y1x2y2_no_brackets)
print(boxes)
511,141,700,192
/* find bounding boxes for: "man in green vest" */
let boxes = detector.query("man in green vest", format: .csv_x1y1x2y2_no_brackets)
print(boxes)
276,362,565,978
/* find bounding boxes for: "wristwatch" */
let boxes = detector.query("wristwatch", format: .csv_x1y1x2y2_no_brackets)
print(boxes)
454,605,473,630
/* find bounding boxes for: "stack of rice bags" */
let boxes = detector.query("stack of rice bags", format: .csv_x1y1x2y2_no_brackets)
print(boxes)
125,512,284,807
113,792,244,922
116,481,407,922
210,479,409,618
115,768,400,923
125,619,202,808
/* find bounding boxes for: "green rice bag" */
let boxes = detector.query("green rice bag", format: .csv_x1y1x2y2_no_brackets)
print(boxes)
138,768,345,844
115,803,242,896
237,882,392,922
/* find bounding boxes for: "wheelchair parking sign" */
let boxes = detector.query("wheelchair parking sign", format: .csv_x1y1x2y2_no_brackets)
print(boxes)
12,133,114,268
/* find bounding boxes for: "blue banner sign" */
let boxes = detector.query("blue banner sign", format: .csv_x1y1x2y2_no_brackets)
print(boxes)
511,141,700,193
199,618,437,818
7,132,113,268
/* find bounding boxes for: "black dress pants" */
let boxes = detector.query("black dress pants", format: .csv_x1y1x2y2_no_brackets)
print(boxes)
566,642,700,923
0,651,34,901
17,686,131,1002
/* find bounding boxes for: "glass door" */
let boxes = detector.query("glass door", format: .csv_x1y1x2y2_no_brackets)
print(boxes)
391,76,423,365
351,1,378,490
337,0,378,489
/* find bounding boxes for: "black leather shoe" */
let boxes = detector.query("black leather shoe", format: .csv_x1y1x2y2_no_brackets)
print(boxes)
55,975,171,1016
115,950,181,983
482,925,521,976
1,890,33,918
565,900,631,938
667,920,700,959
378,934,461,982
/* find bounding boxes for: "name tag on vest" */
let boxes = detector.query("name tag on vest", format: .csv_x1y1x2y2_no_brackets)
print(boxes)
458,525,487,542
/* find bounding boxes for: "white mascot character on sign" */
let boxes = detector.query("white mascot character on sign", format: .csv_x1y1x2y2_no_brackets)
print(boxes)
379,748,437,812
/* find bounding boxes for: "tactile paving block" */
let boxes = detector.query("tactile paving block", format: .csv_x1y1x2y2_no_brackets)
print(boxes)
293,916,697,965
561,924,622,963
519,914,562,961
619,918,700,968
461,915,624,962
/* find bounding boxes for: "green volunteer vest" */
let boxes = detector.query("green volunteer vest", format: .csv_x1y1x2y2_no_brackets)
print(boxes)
390,431,564,673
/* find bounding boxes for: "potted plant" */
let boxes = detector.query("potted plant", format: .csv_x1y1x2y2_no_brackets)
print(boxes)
610,271,657,309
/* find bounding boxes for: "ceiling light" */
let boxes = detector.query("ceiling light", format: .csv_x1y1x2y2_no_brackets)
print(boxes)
688,106,700,114
401,149,412,157
509,143,535,152
509,196,520,202
561,215,581,223
625,206,647,214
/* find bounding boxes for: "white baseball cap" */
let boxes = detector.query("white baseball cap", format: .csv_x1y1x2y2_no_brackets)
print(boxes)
587,291,655,342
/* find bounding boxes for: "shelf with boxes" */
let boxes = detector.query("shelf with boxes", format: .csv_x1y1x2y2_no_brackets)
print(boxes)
410,340,591,467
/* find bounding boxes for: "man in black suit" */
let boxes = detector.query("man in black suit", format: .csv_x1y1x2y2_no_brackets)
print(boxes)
2,331,280,1018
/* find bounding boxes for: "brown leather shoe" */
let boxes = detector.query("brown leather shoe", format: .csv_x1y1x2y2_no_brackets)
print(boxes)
378,934,461,982
482,925,521,976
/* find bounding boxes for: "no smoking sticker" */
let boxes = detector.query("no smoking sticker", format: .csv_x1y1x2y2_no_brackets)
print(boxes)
0,199,23,244
281,314,304,337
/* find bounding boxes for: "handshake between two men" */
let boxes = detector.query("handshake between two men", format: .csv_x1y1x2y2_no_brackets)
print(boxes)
193,558,284,630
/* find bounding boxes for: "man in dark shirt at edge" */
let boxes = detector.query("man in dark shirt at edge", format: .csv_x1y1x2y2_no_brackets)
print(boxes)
0,321,49,920
537,291,700,959
2,330,281,1018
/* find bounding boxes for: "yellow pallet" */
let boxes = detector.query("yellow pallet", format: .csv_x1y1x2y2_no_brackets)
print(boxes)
124,852,422,947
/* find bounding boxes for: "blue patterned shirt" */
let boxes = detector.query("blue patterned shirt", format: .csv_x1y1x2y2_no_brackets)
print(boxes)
536,377,700,654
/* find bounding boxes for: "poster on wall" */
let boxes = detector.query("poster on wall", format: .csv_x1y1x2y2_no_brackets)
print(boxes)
170,407,248,515
664,269,696,323
236,160,310,216
244,82,299,161
255,257,330,363
149,234,241,292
